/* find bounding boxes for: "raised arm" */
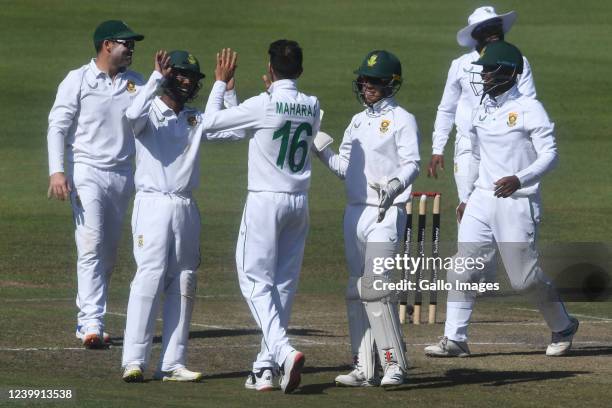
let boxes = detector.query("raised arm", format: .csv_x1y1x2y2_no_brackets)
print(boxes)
126,51,171,136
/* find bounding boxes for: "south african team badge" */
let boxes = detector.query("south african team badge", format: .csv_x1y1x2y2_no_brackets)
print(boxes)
137,235,144,248
126,80,136,93
507,112,518,127
187,115,198,126
380,119,390,134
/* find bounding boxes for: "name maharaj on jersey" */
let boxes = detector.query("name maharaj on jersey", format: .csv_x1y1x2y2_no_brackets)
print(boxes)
276,102,315,117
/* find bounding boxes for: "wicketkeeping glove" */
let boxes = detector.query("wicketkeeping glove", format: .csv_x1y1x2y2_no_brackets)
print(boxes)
313,131,333,152
370,178,402,222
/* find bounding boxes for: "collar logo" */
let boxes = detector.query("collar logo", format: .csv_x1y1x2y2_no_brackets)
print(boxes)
367,54,378,67
126,80,136,93
187,115,198,126
380,119,390,133
187,54,197,65
507,112,518,127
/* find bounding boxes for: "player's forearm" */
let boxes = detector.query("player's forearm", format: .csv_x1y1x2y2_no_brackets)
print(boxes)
47,128,65,175
126,71,163,135
317,147,347,179
432,110,455,154
223,88,238,108
516,151,558,187
395,161,419,191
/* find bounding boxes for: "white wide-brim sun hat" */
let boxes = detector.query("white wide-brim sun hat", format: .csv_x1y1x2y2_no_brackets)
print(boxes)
456,6,517,48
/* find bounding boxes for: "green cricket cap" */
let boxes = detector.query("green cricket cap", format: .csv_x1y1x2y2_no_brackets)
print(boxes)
473,40,523,74
93,20,144,49
168,50,205,79
354,50,402,83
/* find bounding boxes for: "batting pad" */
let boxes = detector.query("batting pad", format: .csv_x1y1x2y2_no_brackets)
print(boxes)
346,299,377,380
364,300,408,371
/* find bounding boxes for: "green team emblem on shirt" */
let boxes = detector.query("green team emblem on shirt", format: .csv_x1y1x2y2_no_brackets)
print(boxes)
126,80,136,93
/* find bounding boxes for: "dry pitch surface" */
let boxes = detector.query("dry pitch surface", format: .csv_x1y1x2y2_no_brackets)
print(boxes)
1,293,611,407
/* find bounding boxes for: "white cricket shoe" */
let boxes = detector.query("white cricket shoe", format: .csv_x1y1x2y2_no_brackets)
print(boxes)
245,368,275,391
546,317,579,357
380,363,406,387
424,336,471,357
280,350,305,394
154,367,203,382
75,325,110,349
122,364,144,383
335,368,379,387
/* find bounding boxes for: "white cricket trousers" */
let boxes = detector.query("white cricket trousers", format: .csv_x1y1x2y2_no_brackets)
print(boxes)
236,191,309,372
343,205,407,373
122,192,200,371
70,163,133,332
444,188,571,342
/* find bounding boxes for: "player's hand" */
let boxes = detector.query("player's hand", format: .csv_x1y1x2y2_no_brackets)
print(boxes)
428,154,444,178
215,48,238,83
262,74,272,90
154,50,171,78
376,178,402,222
47,172,71,201
494,175,521,198
456,202,466,223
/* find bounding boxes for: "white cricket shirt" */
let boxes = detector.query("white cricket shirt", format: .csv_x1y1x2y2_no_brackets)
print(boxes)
202,79,321,193
467,85,557,198
47,59,144,175
319,97,420,206
127,71,244,194
432,50,536,155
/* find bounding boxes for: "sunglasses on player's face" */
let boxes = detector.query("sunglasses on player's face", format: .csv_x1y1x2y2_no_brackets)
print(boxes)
111,39,135,50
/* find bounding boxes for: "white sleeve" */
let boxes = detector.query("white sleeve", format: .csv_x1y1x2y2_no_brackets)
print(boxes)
47,69,82,175
515,102,558,187
394,114,420,190
126,71,164,137
223,88,239,108
517,57,537,99
202,81,265,132
432,60,461,155
465,113,480,202
317,120,352,179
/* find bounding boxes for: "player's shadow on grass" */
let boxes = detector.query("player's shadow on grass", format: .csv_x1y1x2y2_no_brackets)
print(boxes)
474,346,612,358
203,364,352,386
110,328,337,346
384,368,589,391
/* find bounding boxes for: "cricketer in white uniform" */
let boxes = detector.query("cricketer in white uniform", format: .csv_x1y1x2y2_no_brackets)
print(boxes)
47,20,145,348
429,6,536,207
316,50,420,387
201,42,321,394
425,41,578,358
121,50,244,383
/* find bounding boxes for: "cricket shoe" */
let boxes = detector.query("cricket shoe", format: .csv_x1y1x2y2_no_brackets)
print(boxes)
546,317,579,357
280,350,305,394
424,336,471,357
75,325,110,349
245,368,275,391
380,363,406,387
122,364,144,383
154,367,203,382
335,367,379,387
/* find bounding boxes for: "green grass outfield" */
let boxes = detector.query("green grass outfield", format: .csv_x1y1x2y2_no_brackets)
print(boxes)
1,0,611,407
